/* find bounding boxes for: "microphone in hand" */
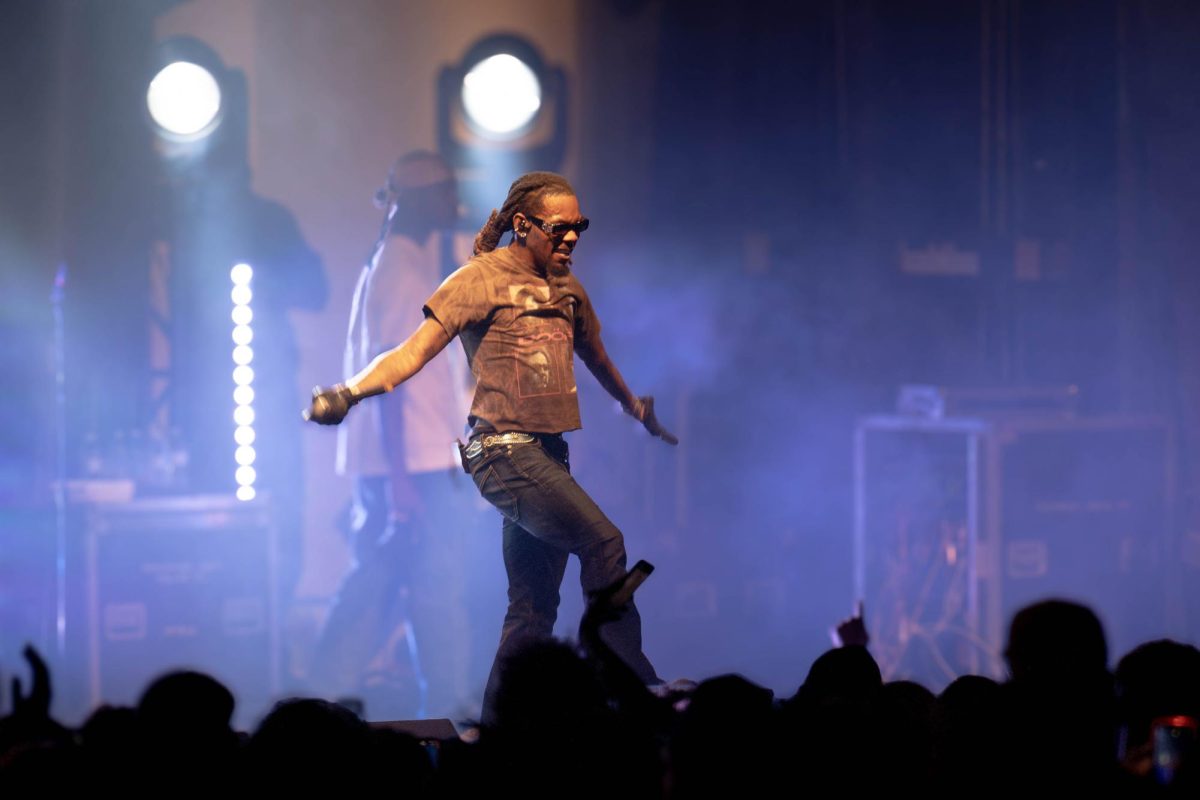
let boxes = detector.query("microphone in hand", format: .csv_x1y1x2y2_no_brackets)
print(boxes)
303,383,359,426
631,396,679,445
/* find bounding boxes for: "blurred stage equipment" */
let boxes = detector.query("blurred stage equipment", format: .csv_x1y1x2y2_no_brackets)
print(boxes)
896,383,1081,420
65,494,279,724
47,36,297,725
853,414,990,686
145,35,247,164
854,395,1174,691
140,34,286,501
438,34,567,220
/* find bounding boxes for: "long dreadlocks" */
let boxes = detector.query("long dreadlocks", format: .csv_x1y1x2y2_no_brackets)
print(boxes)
472,171,576,256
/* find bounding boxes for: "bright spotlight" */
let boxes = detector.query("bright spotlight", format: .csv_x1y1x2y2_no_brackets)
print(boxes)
232,325,253,346
230,263,253,285
438,34,567,218
232,365,255,386
233,385,255,406
462,54,542,137
147,61,222,140
235,445,256,466
235,465,257,486
232,345,254,365
234,425,256,446
231,285,252,306
236,486,256,501
231,305,253,325
147,35,250,164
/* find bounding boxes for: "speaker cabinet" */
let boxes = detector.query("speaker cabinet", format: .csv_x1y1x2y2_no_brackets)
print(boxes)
72,494,279,719
985,418,1173,663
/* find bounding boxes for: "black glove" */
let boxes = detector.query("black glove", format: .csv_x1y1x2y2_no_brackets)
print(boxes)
633,396,679,445
303,383,359,425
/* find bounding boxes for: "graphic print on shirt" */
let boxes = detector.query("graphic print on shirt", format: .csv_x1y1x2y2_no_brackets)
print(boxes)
507,282,550,310
515,323,573,398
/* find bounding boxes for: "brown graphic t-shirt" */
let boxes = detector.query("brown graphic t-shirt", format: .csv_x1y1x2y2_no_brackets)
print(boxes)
423,247,602,434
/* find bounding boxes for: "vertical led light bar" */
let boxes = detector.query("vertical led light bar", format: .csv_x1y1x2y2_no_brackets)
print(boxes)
230,263,256,500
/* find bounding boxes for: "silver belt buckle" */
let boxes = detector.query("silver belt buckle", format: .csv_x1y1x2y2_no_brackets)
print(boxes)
482,432,535,448
463,438,483,459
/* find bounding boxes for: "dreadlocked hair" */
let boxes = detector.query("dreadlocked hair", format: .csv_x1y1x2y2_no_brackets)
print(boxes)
472,171,576,255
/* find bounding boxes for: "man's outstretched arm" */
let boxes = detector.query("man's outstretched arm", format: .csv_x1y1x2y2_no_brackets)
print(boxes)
577,336,678,445
306,317,451,425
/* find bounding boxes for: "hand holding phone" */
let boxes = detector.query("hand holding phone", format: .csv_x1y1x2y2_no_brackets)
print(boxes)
1153,715,1198,786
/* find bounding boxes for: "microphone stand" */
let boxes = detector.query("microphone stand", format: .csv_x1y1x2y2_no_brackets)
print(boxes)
341,198,400,383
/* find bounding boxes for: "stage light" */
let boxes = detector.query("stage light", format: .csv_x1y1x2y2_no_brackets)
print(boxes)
147,61,222,140
462,53,542,138
231,262,256,500
438,34,568,180
147,36,248,165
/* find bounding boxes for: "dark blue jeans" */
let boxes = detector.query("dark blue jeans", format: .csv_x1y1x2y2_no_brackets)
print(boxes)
467,433,660,724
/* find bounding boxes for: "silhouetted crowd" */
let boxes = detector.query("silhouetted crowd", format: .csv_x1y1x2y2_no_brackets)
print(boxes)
1,594,1196,796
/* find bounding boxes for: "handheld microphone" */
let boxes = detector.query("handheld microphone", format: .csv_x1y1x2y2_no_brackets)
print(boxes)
301,392,330,422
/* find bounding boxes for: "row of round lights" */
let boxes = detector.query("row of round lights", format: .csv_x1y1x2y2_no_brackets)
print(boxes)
231,263,256,501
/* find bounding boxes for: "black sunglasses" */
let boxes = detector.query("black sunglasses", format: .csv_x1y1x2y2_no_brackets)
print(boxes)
525,214,590,238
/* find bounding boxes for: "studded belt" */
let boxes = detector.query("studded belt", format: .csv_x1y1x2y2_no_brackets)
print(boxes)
461,432,537,460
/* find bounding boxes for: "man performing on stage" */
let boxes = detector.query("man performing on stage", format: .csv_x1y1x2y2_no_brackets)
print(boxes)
306,170,678,724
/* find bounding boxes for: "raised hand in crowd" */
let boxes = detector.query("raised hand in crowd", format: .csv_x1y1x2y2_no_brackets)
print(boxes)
831,600,869,648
